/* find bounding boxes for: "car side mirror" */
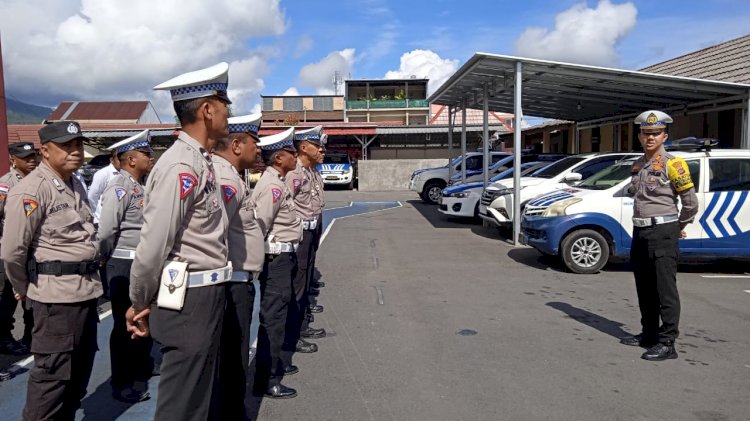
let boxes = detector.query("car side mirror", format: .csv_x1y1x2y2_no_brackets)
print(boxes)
563,173,582,183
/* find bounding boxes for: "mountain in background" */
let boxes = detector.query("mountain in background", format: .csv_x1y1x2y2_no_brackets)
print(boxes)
4,97,52,124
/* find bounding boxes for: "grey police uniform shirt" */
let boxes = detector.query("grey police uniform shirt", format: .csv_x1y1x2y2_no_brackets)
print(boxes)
129,132,229,310
630,148,699,228
251,166,303,244
1,161,102,303
213,155,264,272
0,168,25,239
310,167,325,217
285,159,316,221
97,169,145,259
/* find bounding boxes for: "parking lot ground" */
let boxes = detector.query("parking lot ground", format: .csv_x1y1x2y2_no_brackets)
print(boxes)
2,190,749,420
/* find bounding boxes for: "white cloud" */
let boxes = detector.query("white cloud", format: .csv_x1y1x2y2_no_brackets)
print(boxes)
0,0,286,119
384,49,459,94
298,49,355,95
514,0,637,67
294,34,314,58
281,87,300,96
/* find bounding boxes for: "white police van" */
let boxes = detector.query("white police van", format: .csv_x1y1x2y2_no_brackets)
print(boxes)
409,151,510,204
520,140,750,274
317,152,355,189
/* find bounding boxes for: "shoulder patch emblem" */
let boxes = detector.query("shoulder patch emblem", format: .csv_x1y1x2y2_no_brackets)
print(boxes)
23,199,38,216
0,185,9,194
221,184,237,204
179,173,198,199
115,187,127,201
293,179,301,191
271,188,282,203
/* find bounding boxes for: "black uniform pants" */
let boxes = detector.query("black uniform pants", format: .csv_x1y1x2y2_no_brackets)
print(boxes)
630,221,681,344
257,252,296,387
301,222,323,332
286,230,315,345
217,281,252,419
0,275,33,342
151,284,225,421
107,257,153,387
24,299,98,421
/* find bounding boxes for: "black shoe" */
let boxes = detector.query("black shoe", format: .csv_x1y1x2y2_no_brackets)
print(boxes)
309,288,320,296
296,339,318,353
300,327,326,339
112,386,151,403
641,343,678,361
620,334,656,348
264,384,297,399
312,281,325,288
0,338,29,356
284,365,299,376
309,304,324,313
0,369,13,382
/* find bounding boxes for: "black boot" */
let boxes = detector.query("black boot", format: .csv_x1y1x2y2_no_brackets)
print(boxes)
620,333,656,348
641,342,678,361
309,304,324,313
300,326,326,339
296,339,318,353
264,384,297,399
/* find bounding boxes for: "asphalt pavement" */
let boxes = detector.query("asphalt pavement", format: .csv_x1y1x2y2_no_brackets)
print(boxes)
1,189,749,421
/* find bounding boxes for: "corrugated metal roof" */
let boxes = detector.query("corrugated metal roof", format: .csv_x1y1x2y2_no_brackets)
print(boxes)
47,101,150,121
376,125,506,135
641,34,750,84
429,53,750,123
429,104,513,126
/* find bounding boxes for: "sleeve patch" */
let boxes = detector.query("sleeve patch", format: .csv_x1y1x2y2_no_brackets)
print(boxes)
179,173,198,199
115,187,127,201
221,184,237,204
23,198,38,216
271,188,282,203
667,158,693,192
0,185,9,194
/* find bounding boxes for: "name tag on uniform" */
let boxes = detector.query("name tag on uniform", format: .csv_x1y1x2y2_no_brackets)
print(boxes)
157,260,188,311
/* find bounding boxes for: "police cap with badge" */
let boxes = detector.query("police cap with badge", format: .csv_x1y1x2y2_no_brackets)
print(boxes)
294,125,327,147
8,142,37,158
153,62,232,104
38,121,88,144
108,129,153,157
258,127,296,163
228,113,262,141
635,110,673,131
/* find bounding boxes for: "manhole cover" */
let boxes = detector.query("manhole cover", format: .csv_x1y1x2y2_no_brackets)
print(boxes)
456,329,478,336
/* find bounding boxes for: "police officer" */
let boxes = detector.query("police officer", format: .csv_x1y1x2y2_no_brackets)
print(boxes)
620,110,699,361
98,129,154,402
251,127,303,399
0,142,37,355
212,113,265,417
308,139,327,304
127,62,232,420
284,126,326,357
2,121,102,420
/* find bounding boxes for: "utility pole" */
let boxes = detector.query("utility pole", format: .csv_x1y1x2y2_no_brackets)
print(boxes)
332,71,342,95
0,35,10,175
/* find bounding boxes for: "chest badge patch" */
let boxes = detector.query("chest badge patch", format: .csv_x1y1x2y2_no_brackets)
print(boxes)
271,188,282,203
293,179,301,192
115,187,127,201
221,184,237,204
23,198,38,216
179,173,198,199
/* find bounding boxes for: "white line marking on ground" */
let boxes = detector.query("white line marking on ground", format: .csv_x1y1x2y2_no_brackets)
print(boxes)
700,275,750,279
745,290,750,294
319,202,403,245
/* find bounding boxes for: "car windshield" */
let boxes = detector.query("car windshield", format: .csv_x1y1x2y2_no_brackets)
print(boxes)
576,161,635,190
323,155,349,164
531,156,586,178
488,162,541,182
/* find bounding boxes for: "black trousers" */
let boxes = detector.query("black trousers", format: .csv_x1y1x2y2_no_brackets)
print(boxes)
151,284,225,421
257,252,296,387
217,281,252,419
0,276,33,342
24,299,98,421
630,221,681,344
285,230,315,346
107,257,153,387
301,222,323,332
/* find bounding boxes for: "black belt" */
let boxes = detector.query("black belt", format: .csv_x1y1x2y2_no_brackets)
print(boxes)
36,261,99,276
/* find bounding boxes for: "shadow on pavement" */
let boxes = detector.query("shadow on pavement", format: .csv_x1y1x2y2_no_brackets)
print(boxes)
80,376,145,421
407,200,481,230
546,302,631,341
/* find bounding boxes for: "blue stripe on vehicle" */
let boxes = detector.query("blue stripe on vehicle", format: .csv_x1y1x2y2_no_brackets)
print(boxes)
712,191,734,238
700,192,721,239
537,193,572,207
530,192,568,206
727,191,747,236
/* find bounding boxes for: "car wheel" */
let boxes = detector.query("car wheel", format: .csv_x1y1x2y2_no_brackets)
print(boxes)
560,229,610,274
423,181,445,205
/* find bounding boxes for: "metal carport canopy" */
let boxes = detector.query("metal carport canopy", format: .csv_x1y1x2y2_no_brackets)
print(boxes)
428,52,750,126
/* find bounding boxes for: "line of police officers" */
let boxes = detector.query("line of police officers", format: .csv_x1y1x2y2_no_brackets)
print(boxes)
0,62,329,419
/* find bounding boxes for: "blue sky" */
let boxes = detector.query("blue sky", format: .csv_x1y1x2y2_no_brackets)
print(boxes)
1,0,749,118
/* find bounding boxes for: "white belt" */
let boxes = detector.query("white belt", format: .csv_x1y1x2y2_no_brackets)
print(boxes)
303,218,318,231
186,264,233,288
111,248,136,259
264,241,298,254
632,215,679,228
230,270,260,282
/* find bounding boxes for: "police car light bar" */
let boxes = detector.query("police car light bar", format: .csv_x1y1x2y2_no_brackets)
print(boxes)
664,137,719,152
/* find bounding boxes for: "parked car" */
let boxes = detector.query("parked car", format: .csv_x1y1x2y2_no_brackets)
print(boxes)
80,153,111,186
317,152,356,189
447,153,568,186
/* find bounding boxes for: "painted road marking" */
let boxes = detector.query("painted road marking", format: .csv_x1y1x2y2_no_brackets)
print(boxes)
700,275,750,279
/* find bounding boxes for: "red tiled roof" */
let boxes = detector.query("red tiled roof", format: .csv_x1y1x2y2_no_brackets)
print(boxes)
47,101,150,121
429,104,514,129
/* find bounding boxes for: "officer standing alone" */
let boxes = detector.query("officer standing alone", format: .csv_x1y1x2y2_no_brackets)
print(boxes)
2,121,103,420
211,113,265,417
620,110,699,361
127,63,232,420
98,130,154,403
251,127,303,399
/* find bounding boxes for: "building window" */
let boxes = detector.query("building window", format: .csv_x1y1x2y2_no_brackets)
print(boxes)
313,97,333,111
283,97,303,111
262,97,273,111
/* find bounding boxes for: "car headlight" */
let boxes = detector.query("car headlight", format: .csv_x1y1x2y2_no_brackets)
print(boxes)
541,198,582,217
414,173,423,181
451,192,469,198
